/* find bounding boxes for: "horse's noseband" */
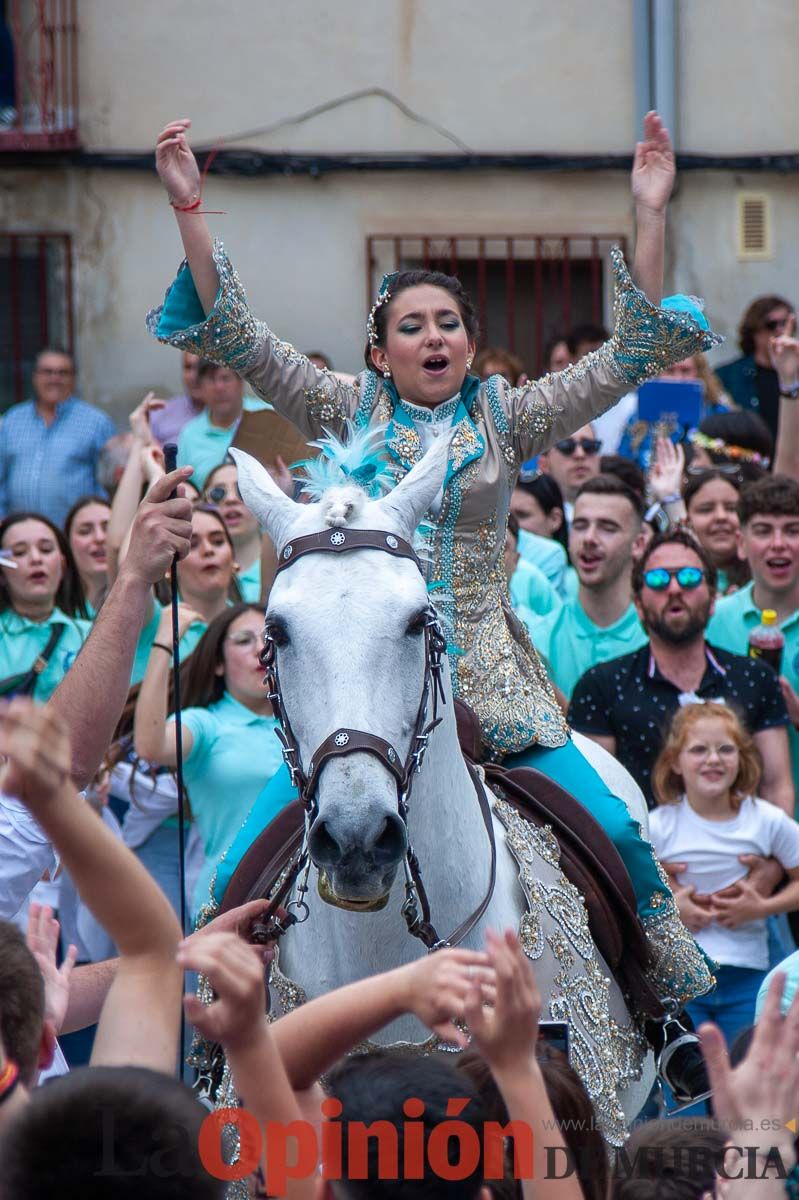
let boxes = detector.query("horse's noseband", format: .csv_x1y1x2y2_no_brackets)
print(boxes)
260,526,495,951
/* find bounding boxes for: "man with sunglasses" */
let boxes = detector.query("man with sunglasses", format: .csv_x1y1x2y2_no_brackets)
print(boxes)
530,475,648,697
569,529,793,814
716,294,795,441
537,422,602,525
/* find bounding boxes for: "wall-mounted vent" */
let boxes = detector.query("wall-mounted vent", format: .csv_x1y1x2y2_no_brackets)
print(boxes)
737,193,772,260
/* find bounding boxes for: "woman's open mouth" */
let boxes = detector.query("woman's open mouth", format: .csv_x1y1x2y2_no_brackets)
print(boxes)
422,355,450,375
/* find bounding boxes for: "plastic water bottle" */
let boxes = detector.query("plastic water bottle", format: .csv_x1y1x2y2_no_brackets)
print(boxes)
748,609,785,674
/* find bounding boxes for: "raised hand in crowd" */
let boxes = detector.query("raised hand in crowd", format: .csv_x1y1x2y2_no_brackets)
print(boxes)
141,441,166,484
631,110,675,303
465,928,585,1200
648,436,686,519
49,466,193,787
128,390,166,445
0,698,183,1072
25,903,77,1037
770,313,799,478
178,930,313,1200
700,971,799,1198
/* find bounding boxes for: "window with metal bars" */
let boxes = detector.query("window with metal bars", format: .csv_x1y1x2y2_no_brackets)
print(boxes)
366,234,627,376
0,232,74,410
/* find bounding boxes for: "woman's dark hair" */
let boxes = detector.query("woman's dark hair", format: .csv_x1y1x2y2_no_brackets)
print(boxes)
181,602,263,710
542,332,569,372
363,270,479,370
63,494,111,543
514,473,568,548
0,511,88,619
456,1045,609,1200
698,409,774,466
738,293,793,356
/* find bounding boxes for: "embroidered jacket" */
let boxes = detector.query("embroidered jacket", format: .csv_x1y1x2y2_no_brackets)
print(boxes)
148,244,719,757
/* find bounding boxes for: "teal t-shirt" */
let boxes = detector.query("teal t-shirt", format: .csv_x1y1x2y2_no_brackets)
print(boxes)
510,558,561,619
0,607,92,702
172,691,282,918
530,597,647,698
236,558,262,604
707,581,799,806
176,396,267,490
517,529,568,596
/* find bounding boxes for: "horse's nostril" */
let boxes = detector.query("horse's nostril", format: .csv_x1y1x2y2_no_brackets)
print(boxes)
371,812,408,866
308,819,343,867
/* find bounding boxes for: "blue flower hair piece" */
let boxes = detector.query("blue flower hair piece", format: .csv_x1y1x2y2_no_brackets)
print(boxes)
297,421,394,500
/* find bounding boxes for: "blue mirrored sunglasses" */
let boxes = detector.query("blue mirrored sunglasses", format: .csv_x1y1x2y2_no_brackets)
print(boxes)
643,566,705,591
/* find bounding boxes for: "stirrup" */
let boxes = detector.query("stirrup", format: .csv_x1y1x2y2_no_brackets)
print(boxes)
653,999,713,1113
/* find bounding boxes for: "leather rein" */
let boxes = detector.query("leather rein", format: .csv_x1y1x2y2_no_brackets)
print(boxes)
256,526,497,952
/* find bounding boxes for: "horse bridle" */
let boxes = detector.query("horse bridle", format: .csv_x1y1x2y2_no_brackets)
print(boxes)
258,525,497,952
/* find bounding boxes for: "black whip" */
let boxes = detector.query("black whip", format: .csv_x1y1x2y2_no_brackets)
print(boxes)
163,443,188,1077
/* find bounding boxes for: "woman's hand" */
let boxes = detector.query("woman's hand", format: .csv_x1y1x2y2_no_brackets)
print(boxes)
674,884,714,933
26,903,77,1035
711,877,768,928
155,602,202,647
129,391,165,444
141,443,166,485
769,315,799,390
631,110,675,215
394,948,495,1047
649,436,685,502
464,928,541,1074
179,930,267,1054
155,119,202,207
0,699,72,810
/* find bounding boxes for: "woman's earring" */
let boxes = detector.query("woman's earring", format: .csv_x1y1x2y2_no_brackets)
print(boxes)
382,365,392,379
466,357,473,371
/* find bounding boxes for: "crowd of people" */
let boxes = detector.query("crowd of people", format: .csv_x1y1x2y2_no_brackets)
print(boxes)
1,110,799,1198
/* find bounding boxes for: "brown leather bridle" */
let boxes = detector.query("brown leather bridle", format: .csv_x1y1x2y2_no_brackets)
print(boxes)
258,525,497,952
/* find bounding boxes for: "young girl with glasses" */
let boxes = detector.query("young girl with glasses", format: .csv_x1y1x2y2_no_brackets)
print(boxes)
133,603,282,921
650,701,799,1050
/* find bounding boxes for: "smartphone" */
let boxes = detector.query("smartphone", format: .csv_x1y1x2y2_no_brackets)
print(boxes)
538,1020,570,1058
637,379,704,430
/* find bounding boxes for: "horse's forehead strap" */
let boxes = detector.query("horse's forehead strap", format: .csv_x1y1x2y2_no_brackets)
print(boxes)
276,528,422,576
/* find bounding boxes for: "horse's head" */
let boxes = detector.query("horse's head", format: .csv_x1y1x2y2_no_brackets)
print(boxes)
230,435,450,908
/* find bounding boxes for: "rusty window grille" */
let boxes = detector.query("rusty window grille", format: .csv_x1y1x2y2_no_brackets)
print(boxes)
366,235,627,377
0,232,74,410
0,0,79,150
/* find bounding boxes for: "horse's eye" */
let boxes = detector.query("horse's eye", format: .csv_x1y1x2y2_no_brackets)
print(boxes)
405,610,428,637
266,619,289,648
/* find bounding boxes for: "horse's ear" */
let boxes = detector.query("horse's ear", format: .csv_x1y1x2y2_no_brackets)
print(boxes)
229,448,297,549
375,432,450,539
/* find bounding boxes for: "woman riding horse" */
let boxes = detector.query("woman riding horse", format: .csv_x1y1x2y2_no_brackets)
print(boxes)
148,113,718,1013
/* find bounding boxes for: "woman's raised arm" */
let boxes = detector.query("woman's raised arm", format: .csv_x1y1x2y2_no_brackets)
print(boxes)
155,119,219,313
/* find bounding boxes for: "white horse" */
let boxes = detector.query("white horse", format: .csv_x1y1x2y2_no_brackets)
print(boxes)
231,438,653,1145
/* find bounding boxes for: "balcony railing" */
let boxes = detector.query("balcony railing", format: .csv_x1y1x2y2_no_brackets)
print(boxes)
0,0,79,150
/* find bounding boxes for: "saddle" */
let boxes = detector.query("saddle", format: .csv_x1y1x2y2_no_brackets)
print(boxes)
222,701,664,1020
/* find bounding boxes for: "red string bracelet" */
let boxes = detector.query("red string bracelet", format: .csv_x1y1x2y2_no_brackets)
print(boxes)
169,146,226,215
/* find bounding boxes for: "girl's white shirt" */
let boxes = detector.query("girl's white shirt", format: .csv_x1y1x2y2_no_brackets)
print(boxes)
649,794,799,970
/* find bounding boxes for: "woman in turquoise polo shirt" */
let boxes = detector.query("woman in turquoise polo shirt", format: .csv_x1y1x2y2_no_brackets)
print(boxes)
202,460,263,603
0,512,92,702
133,603,282,922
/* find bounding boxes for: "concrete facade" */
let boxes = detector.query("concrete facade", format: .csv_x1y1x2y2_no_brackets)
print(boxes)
2,0,798,417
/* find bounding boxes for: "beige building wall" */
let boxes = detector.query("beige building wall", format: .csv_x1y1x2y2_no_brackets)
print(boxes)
3,0,799,416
